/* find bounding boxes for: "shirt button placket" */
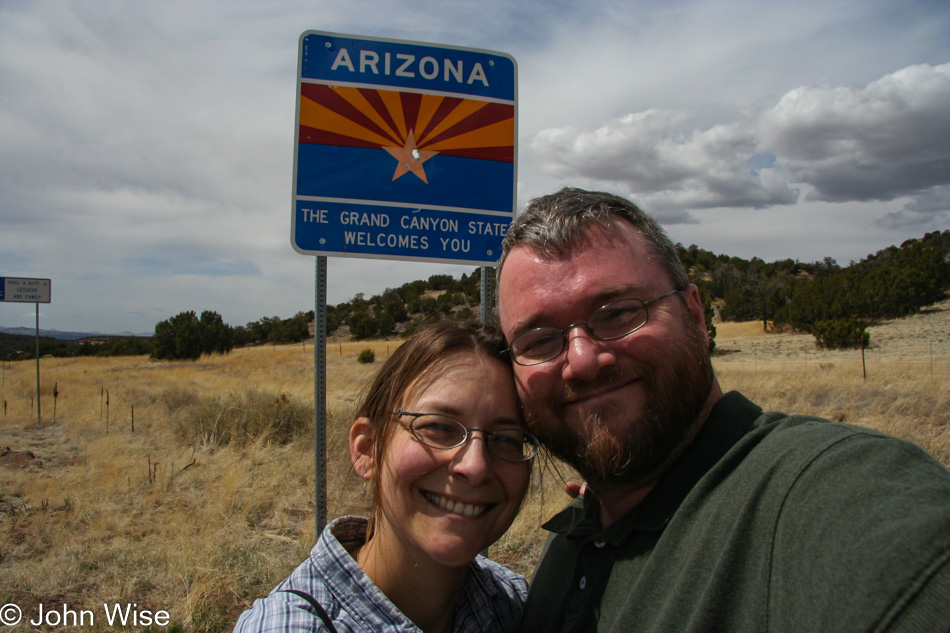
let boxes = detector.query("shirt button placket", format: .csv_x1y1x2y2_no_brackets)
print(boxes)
565,537,609,632
563,542,593,633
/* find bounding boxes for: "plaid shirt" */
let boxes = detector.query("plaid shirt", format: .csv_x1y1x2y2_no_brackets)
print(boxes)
233,516,527,633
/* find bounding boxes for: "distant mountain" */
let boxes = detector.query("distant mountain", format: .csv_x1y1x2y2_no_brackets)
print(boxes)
0,326,151,340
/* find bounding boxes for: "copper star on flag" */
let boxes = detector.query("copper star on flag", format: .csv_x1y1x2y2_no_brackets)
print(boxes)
382,130,439,183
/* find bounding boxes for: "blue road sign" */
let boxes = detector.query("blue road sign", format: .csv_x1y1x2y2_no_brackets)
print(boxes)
292,31,517,265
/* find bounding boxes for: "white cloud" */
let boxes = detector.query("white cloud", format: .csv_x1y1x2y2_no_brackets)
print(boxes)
526,61,950,227
877,185,950,229
527,109,799,221
760,63,950,205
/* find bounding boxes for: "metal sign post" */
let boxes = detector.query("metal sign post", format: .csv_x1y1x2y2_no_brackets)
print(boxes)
314,257,328,532
1,277,52,425
480,266,495,324
292,31,517,536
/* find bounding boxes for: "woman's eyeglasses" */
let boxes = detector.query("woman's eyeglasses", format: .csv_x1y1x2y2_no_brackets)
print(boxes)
394,409,540,463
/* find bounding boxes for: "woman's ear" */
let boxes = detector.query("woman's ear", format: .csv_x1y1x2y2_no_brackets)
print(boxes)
350,417,375,480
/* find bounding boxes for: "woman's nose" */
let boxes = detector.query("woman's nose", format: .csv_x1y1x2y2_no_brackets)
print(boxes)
448,432,492,483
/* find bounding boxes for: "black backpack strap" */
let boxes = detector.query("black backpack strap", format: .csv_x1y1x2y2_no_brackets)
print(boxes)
281,589,339,633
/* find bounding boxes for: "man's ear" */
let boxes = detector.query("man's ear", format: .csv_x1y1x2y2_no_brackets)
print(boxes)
683,284,709,339
350,417,375,480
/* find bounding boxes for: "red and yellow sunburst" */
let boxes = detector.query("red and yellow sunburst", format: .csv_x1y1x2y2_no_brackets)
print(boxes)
299,83,514,183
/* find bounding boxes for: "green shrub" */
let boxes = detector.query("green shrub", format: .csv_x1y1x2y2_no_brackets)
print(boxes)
357,348,376,364
151,310,234,360
810,317,870,350
348,311,379,340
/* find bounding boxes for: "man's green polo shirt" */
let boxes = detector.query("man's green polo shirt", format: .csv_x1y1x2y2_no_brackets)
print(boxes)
521,392,950,632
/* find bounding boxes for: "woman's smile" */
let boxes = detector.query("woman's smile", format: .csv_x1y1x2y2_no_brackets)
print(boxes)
421,490,493,517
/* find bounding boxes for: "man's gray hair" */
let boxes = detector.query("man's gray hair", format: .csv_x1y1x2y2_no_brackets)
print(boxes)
498,187,690,290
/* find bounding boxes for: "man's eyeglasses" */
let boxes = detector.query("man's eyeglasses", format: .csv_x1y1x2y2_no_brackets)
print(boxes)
504,288,682,366
394,409,540,463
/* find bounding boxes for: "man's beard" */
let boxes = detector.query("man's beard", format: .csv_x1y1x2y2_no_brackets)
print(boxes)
525,321,714,489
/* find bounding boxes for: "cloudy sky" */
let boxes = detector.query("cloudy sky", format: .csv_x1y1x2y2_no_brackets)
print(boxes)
1,0,948,334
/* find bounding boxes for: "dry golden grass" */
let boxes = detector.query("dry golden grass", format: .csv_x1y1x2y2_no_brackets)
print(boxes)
1,304,948,631
711,298,950,463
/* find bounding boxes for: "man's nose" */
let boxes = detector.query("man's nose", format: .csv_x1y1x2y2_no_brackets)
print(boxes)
562,326,616,382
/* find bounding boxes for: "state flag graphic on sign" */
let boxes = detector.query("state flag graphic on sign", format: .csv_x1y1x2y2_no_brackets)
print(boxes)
296,84,515,213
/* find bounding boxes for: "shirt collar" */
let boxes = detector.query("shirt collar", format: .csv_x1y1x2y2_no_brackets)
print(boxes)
543,391,762,543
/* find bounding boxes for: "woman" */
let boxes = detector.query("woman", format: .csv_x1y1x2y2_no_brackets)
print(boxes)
234,320,539,633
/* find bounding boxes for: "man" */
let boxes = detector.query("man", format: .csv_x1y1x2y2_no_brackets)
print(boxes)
496,187,950,632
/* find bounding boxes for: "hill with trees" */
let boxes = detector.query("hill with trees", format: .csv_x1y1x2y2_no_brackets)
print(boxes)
3,230,947,360
0,331,152,361
688,230,950,348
